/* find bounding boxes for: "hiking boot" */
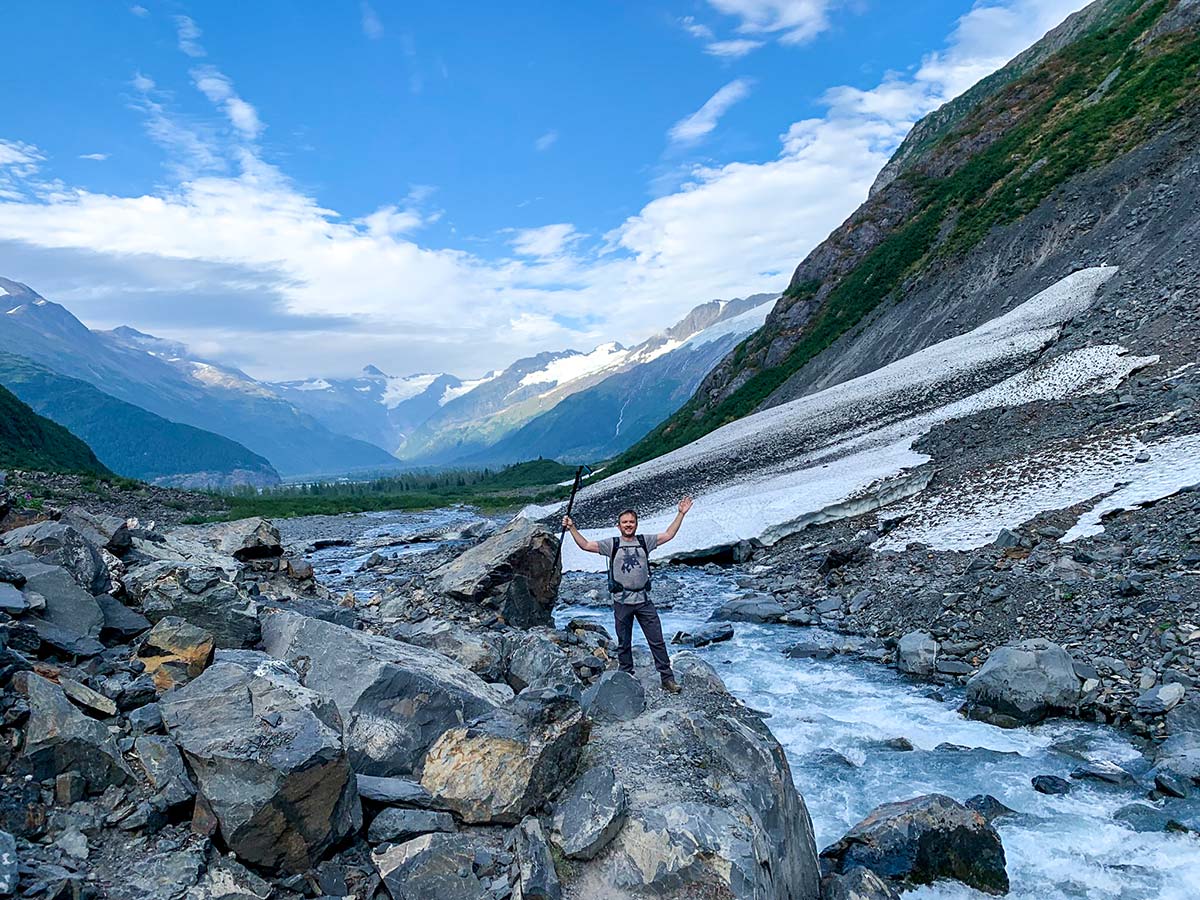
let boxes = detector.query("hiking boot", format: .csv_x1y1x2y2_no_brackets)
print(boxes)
661,677,681,694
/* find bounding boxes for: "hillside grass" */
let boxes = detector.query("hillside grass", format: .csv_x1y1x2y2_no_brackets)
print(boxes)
0,384,111,476
184,458,578,522
608,0,1196,475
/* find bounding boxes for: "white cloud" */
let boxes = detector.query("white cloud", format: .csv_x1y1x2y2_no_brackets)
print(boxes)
0,0,1090,380
534,130,558,151
704,39,765,58
668,78,754,144
680,17,715,40
510,224,580,258
191,66,263,140
361,2,383,40
130,4,148,17
174,15,205,57
79,153,109,161
707,0,836,45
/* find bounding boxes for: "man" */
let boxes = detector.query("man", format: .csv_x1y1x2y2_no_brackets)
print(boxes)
563,497,693,694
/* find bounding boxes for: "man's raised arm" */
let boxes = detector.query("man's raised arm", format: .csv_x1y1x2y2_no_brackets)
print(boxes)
562,515,600,553
656,496,693,545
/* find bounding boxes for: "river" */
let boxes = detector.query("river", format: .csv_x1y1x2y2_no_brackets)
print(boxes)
296,507,1200,900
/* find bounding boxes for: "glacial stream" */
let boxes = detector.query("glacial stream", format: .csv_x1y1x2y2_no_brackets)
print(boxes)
301,508,1200,900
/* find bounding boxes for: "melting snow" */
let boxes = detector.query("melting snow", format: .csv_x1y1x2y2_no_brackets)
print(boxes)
554,267,1173,569
517,343,628,389
0,286,8,297
381,373,440,408
440,372,499,406
292,378,332,392
681,301,773,351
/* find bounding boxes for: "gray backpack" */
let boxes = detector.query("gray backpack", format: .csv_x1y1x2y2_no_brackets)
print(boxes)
607,535,652,594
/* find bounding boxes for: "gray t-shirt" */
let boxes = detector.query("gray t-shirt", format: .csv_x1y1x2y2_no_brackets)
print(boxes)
595,533,660,603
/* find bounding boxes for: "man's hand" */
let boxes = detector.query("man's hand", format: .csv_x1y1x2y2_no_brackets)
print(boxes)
678,496,693,515
562,514,599,553
658,496,693,545
562,514,575,530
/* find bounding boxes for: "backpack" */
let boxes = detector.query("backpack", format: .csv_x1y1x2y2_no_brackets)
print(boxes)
607,535,652,594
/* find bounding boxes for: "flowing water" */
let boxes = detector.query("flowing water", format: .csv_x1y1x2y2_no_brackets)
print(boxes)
302,508,1200,900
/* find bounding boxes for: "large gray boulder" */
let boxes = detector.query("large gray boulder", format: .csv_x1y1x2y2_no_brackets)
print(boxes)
671,622,734,647
372,832,492,900
551,764,627,860
420,690,585,824
506,631,581,694
581,670,645,722
366,807,456,845
0,522,110,594
1155,732,1200,782
964,638,1080,726
166,517,283,561
819,794,1008,895
433,517,560,626
394,619,504,682
515,816,561,900
125,561,260,649
160,651,361,874
2,553,103,643
822,868,901,900
12,672,131,793
61,507,132,555
261,610,507,776
896,631,939,677
709,596,786,624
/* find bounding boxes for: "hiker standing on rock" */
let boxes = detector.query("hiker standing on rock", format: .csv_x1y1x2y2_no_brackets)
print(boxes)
563,497,693,694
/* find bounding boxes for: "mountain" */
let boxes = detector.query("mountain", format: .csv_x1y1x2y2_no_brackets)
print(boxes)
389,294,777,465
0,382,109,476
0,352,280,489
0,278,400,478
614,0,1200,472
562,0,1200,563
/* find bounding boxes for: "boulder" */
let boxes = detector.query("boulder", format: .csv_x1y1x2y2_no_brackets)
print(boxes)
819,794,1008,895
964,795,1017,823
821,868,901,900
515,816,561,900
167,517,282,561
551,764,627,860
1032,775,1071,795
356,774,439,807
133,735,196,808
506,631,581,695
1156,732,1200,781
95,594,151,640
896,632,939,677
709,596,785,623
420,690,585,823
185,855,273,900
671,622,734,647
12,672,130,793
394,619,504,682
0,522,110,594
160,652,361,874
137,616,215,692
61,507,132,555
260,610,507,776
0,583,27,613
1136,683,1186,715
0,829,17,896
59,676,117,717
581,670,645,722
3,554,103,644
433,517,560,626
964,639,1080,726
126,562,260,649
372,832,491,900
367,807,456,844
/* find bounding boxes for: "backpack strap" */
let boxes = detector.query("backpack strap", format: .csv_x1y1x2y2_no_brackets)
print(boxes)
607,538,621,593
637,534,652,593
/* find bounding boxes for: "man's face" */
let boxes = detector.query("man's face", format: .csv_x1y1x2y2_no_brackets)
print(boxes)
618,514,637,537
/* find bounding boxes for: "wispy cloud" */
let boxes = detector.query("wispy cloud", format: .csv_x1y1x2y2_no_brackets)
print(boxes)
191,66,264,140
534,130,558,152
128,73,225,178
79,153,109,161
174,15,205,57
704,39,765,58
360,2,383,40
668,78,754,144
706,0,837,45
510,223,580,258
680,16,715,40
130,4,148,17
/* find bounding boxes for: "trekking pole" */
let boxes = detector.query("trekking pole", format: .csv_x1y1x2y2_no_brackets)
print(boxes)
553,464,592,571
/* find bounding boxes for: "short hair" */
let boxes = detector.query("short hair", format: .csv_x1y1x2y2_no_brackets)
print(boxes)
617,508,638,522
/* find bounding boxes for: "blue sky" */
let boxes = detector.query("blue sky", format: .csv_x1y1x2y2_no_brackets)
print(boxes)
0,1,1088,380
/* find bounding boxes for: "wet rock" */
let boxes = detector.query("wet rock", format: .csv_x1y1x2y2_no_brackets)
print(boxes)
506,632,581,695
372,832,490,900
127,562,260,649
1155,771,1190,799
137,617,214,692
160,651,361,874
964,795,1017,823
420,691,585,824
261,610,506,776
0,829,16,896
1032,775,1072,795
786,643,836,660
367,807,456,844
1155,732,1200,781
13,672,130,793
671,622,734,647
1071,760,1137,786
133,735,196,808
964,639,1080,726
581,670,645,723
0,522,110,594
514,816,560,900
709,596,786,623
395,619,504,681
434,518,560,626
1136,683,1186,715
821,867,901,900
550,764,627,860
896,631,938,676
819,794,1008,895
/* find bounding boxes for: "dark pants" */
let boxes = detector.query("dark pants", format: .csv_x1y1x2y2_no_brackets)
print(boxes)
613,595,673,678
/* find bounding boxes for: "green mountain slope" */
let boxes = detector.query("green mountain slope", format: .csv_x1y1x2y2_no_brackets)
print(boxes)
0,352,280,488
612,0,1200,473
0,382,110,475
